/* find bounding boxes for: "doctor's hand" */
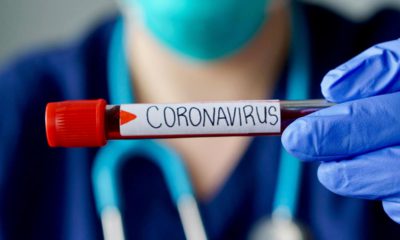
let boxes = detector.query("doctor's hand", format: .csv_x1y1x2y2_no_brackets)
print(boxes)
282,39,400,223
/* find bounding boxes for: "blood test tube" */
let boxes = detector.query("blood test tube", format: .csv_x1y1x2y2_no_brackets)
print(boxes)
45,99,333,147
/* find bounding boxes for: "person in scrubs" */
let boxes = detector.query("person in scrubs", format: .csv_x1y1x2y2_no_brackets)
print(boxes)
0,0,400,239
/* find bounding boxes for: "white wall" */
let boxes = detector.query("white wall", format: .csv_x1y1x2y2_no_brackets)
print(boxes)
303,0,400,21
0,0,116,64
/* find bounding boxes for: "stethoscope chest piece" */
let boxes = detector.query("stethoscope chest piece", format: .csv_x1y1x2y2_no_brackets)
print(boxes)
249,217,306,240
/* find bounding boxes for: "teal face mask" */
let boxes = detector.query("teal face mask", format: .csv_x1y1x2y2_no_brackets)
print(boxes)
130,0,270,60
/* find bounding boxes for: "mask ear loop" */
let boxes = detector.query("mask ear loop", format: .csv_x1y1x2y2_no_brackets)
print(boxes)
92,18,208,240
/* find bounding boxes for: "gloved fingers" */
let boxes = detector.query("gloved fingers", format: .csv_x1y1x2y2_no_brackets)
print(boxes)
321,38,400,103
282,92,400,161
382,201,400,224
317,146,400,201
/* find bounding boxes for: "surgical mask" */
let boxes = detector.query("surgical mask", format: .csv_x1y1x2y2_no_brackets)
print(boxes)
126,0,271,60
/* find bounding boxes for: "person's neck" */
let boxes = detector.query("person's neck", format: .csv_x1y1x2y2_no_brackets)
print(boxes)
125,6,291,200
126,6,290,104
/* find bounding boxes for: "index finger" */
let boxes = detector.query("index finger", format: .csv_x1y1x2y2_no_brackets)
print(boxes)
322,39,400,103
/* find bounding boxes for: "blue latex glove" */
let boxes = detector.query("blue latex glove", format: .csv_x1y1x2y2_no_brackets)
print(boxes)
282,39,400,223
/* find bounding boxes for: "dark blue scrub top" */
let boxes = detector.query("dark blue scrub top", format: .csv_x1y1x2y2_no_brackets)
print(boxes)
1,3,400,240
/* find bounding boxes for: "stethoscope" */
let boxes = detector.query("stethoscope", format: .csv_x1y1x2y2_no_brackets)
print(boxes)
92,1,310,239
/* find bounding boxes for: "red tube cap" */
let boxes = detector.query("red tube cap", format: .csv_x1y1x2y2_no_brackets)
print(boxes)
46,99,107,147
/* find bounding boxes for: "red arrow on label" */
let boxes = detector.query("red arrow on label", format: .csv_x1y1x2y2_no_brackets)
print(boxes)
120,110,137,126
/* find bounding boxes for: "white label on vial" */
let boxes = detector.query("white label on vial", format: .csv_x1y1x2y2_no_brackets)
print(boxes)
120,101,281,137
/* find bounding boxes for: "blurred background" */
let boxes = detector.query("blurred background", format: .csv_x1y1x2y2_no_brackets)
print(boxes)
0,0,399,65
0,0,117,65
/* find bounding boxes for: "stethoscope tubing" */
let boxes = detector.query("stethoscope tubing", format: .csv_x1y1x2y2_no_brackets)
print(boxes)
92,19,207,240
92,0,310,238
